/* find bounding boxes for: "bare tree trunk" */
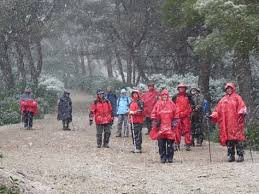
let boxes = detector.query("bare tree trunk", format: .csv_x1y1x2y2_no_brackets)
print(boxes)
127,55,132,84
80,44,86,75
23,39,43,87
132,61,136,85
0,36,15,89
114,47,126,83
35,40,43,85
15,42,26,89
106,55,113,78
234,49,255,114
198,62,210,101
86,54,93,76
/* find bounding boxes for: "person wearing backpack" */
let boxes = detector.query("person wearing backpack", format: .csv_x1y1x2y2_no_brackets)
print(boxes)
57,90,72,130
190,87,205,146
89,89,113,148
116,89,131,137
172,83,194,151
129,90,144,153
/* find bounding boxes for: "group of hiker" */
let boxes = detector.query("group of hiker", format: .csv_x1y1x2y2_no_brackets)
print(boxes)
19,81,247,163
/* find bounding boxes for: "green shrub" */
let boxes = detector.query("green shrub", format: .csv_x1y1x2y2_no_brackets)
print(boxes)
246,125,259,150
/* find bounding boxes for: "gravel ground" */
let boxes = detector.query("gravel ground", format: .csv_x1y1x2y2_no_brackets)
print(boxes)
0,91,258,194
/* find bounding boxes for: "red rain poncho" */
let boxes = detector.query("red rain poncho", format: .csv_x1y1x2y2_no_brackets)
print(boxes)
142,87,159,118
20,99,38,115
173,84,192,145
210,83,247,146
129,90,144,124
90,98,113,125
150,90,177,140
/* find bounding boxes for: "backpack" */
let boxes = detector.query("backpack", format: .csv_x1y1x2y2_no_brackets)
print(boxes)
129,99,144,112
117,96,130,107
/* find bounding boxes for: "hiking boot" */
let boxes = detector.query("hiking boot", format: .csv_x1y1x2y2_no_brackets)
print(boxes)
185,144,191,151
227,155,235,162
174,144,180,151
160,158,166,163
97,145,102,148
103,144,110,148
167,159,173,163
133,149,142,153
236,155,244,163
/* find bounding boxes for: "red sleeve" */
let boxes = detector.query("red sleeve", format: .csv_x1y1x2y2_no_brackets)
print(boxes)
151,102,159,120
90,103,96,115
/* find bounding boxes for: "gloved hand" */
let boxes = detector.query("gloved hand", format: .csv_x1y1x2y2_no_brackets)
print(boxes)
152,119,160,128
171,119,179,128
89,119,93,126
129,111,136,115
205,113,212,120
111,118,114,126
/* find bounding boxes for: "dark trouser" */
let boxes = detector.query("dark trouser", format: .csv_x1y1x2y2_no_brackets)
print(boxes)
191,112,204,145
158,139,174,161
227,140,244,157
23,111,33,128
62,120,70,129
117,114,129,136
145,117,152,134
131,123,142,150
96,124,111,147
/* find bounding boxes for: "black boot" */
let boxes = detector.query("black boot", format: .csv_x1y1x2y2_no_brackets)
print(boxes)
227,141,235,162
158,139,166,163
103,133,110,148
228,155,235,162
236,155,244,162
167,140,174,163
97,134,102,148
185,144,191,151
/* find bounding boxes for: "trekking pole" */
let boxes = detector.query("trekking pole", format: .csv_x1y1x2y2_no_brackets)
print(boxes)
244,117,254,163
130,114,137,152
20,112,23,129
206,114,212,163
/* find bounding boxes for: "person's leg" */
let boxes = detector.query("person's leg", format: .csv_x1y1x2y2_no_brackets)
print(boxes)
174,120,181,151
167,139,174,163
96,125,103,148
116,114,123,137
227,140,235,162
158,139,166,163
236,141,244,162
123,114,129,137
66,119,70,130
28,112,33,129
134,123,143,152
62,120,66,130
24,111,28,128
183,118,192,151
145,117,152,135
103,124,111,148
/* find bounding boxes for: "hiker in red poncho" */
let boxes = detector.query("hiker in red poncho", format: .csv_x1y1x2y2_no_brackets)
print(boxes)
142,83,159,135
20,88,38,130
89,89,113,148
129,90,144,153
172,83,194,151
210,83,247,162
150,89,178,163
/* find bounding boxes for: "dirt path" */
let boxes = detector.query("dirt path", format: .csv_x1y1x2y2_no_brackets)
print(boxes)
0,91,259,194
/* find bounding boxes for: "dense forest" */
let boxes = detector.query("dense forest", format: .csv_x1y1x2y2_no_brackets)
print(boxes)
0,0,258,116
